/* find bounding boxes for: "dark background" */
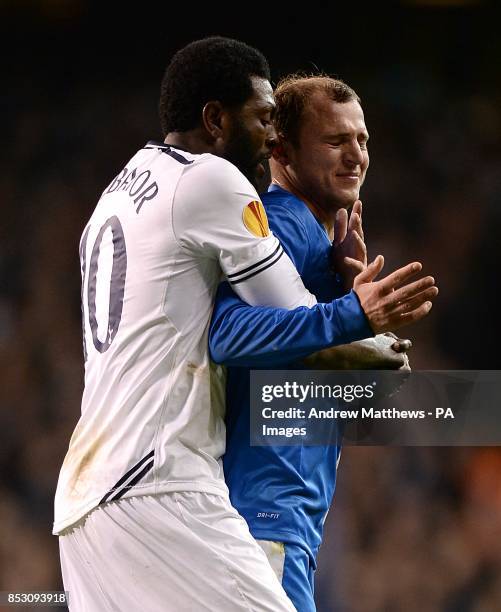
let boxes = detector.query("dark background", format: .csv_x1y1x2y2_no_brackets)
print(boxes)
2,1,501,610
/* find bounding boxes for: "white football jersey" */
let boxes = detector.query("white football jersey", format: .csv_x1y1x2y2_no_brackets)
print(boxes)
53,142,317,533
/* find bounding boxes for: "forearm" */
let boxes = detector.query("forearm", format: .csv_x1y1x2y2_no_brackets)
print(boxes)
303,336,409,370
303,344,361,370
209,282,373,368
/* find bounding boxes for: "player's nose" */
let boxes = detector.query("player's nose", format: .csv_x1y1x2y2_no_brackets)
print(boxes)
265,124,278,151
344,141,365,166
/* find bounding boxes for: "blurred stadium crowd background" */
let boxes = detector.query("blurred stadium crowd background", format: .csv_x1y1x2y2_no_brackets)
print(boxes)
2,1,500,610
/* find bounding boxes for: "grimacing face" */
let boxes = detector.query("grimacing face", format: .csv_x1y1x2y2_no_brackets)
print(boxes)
223,76,276,188
284,94,369,212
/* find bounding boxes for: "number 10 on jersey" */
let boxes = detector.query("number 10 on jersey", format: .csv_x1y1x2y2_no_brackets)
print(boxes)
80,216,127,360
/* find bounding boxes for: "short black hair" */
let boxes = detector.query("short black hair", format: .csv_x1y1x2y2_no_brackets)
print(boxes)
159,36,270,135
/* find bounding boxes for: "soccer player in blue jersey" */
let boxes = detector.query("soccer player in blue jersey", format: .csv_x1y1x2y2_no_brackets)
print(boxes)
209,75,434,611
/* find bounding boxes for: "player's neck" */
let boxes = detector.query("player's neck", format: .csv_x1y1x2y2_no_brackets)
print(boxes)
164,132,216,156
271,176,335,240
308,204,335,241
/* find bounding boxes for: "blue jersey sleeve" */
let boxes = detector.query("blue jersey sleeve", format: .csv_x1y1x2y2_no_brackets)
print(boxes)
209,282,373,368
209,193,373,367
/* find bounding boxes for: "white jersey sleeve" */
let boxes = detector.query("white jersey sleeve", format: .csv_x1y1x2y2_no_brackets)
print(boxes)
172,156,317,309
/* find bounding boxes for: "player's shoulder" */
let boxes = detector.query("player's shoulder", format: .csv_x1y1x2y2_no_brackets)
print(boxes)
262,187,314,230
178,153,257,203
190,153,253,185
263,187,307,214
143,142,253,192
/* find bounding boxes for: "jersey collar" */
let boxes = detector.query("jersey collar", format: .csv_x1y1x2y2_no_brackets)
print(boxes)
146,140,193,154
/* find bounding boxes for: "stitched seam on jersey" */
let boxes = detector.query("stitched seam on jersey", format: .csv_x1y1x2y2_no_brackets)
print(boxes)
160,275,180,332
146,202,185,483
160,216,181,331
229,249,284,285
169,165,190,249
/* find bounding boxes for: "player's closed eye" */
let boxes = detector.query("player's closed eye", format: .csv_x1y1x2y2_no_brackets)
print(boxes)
358,136,369,149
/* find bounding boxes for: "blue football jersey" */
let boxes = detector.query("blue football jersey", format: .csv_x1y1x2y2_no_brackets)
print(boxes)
210,184,372,562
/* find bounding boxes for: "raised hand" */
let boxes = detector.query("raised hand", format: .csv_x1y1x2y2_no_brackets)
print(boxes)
353,256,438,333
332,200,367,291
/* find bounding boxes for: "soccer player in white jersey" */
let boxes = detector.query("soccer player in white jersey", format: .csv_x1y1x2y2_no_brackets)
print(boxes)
54,37,438,611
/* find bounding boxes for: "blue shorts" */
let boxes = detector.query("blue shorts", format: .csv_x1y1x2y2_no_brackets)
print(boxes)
257,540,316,611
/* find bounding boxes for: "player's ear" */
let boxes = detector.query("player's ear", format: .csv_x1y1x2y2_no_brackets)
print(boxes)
202,101,224,139
271,137,291,167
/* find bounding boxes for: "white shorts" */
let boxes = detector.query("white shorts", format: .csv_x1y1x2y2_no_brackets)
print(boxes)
59,492,296,612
